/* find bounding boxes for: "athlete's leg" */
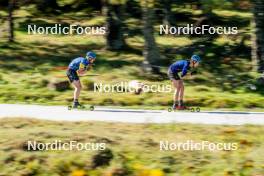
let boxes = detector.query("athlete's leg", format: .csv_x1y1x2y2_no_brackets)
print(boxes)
168,69,181,109
172,79,181,106
72,80,82,102
179,80,184,106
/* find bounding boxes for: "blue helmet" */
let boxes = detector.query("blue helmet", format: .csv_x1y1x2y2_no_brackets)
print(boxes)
86,51,96,59
191,55,201,63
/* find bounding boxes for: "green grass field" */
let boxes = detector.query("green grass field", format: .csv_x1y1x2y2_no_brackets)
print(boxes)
0,6,264,110
1,2,263,176
0,118,263,176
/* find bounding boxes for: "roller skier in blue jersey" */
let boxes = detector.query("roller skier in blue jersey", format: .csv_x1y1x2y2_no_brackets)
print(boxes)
66,51,96,108
168,55,201,110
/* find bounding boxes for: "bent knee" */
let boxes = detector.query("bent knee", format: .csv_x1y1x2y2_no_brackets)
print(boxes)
78,85,82,90
74,84,82,90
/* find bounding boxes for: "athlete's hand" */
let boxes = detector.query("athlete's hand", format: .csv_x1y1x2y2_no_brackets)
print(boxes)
86,65,93,71
77,69,86,76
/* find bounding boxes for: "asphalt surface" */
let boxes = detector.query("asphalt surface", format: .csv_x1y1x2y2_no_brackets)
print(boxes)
0,104,263,125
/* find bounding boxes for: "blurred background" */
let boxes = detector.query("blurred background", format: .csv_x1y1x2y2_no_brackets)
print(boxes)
0,118,263,176
0,1,264,176
0,0,264,110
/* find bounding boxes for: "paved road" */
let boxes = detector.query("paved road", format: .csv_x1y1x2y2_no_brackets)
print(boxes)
0,104,263,125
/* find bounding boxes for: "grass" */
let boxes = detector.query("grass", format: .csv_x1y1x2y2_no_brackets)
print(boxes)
0,118,263,175
1,4,263,176
0,6,264,110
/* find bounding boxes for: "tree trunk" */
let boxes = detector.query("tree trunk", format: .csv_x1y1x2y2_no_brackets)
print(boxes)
37,0,59,13
142,2,161,73
105,1,126,50
199,0,214,24
8,0,14,42
252,0,264,73
251,18,258,71
125,0,141,18
162,0,172,26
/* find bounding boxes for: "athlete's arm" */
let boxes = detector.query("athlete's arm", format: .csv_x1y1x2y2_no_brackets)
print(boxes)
181,62,189,77
77,69,86,76
77,62,87,75
86,64,93,71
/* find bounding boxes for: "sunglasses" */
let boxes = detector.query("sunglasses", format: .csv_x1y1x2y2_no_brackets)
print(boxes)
87,57,95,60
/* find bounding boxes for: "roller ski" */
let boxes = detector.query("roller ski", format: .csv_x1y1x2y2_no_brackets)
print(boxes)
68,102,94,111
168,102,200,112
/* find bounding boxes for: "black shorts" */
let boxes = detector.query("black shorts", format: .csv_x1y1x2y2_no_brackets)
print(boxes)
167,69,180,80
66,69,79,83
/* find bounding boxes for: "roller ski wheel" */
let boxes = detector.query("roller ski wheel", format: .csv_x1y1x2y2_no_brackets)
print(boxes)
168,107,174,112
67,105,94,111
182,106,200,112
168,106,200,112
184,106,200,112
89,105,95,111
186,107,200,112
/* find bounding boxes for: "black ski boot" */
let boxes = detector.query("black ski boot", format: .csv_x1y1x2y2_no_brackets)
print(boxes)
172,101,178,110
72,101,84,109
178,100,186,110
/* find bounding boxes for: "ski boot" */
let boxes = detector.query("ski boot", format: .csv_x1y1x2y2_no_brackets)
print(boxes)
176,100,188,110
73,101,85,109
68,102,95,111
67,101,85,110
